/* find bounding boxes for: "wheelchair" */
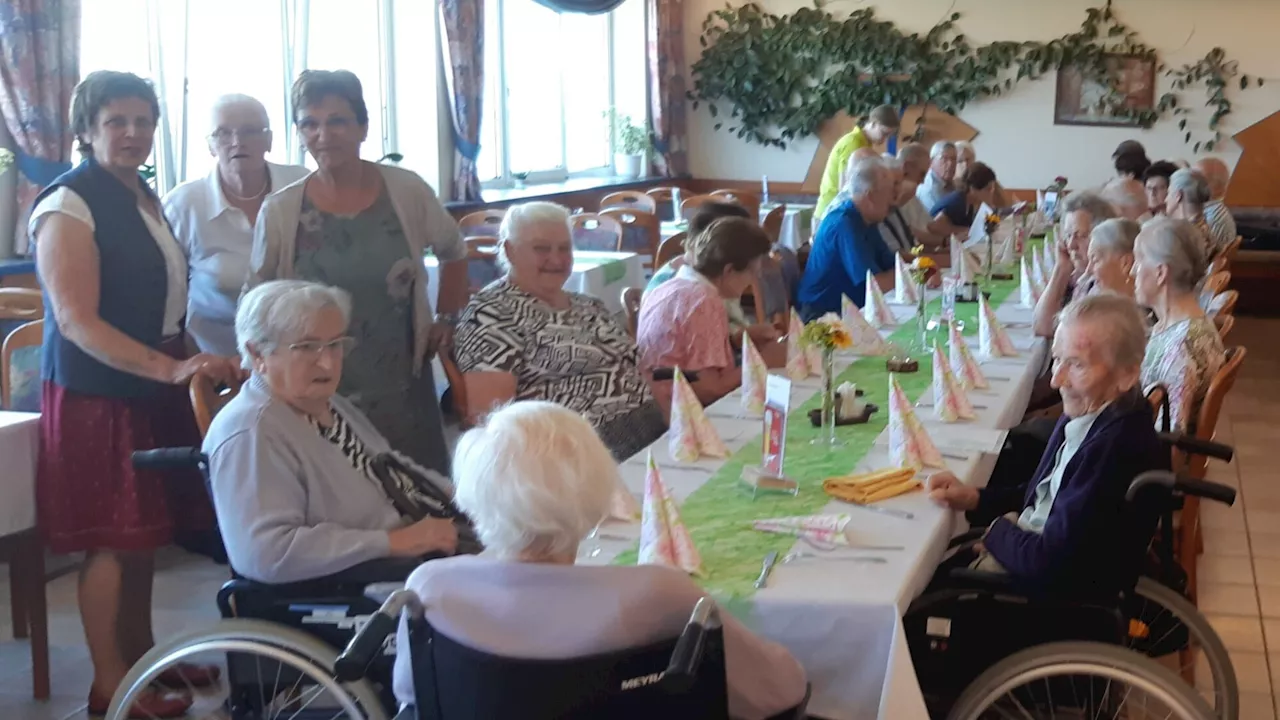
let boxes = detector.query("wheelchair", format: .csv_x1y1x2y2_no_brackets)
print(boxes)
904,430,1239,719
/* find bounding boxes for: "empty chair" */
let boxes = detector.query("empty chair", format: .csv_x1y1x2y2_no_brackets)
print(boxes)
761,203,786,244
569,213,623,251
600,208,660,268
645,186,680,222
1215,314,1235,341
600,191,657,215
654,232,687,272
1,319,42,412
679,194,719,222
458,210,506,239
710,189,761,218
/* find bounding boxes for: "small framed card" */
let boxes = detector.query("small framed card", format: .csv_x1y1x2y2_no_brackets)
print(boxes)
743,375,798,497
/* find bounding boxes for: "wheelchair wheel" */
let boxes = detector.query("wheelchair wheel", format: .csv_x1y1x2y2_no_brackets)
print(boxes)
1127,575,1238,719
107,619,389,720
948,641,1215,720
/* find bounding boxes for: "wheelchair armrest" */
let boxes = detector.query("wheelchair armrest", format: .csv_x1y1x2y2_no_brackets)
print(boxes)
216,555,440,617
322,556,437,586
946,568,1019,591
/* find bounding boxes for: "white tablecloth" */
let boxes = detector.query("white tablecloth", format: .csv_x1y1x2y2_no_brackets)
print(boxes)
0,411,40,538
762,203,816,251
424,251,646,316
582,294,1047,720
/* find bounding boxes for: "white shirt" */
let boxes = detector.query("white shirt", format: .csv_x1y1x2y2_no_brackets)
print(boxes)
164,162,310,355
898,195,932,237
915,170,953,213
1017,405,1107,532
31,187,188,336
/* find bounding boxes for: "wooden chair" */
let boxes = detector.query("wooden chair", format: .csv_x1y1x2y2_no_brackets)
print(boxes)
766,249,792,326
621,287,643,338
1206,254,1228,277
655,232,687,270
1206,289,1237,320
569,213,623,251
1221,235,1242,264
439,350,471,429
189,374,246,439
600,208,660,269
458,210,506,239
600,190,657,215
1215,314,1235,342
1,320,41,411
1202,271,1230,298
645,186,680,221
709,189,761,218
0,288,43,323
463,236,502,295
679,194,719,222
761,203,786,243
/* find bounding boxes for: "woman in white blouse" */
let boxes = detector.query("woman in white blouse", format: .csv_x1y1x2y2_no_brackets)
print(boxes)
164,94,308,355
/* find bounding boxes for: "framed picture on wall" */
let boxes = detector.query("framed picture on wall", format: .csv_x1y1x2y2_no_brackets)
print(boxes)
1054,54,1156,127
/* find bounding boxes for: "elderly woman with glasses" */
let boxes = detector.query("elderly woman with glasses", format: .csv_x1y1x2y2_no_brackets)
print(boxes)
393,400,807,719
1032,191,1118,339
164,94,308,356
205,280,470,585
247,70,465,476
453,201,666,459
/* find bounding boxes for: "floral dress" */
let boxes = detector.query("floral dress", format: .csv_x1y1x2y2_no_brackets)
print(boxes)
294,191,450,475
1141,316,1225,433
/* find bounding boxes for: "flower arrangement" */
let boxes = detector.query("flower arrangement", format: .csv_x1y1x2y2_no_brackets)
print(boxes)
800,314,852,352
983,212,1001,238
1044,176,1068,193
908,246,938,286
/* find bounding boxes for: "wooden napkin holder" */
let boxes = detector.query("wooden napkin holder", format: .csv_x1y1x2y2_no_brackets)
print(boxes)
886,357,919,373
740,466,799,498
807,402,878,427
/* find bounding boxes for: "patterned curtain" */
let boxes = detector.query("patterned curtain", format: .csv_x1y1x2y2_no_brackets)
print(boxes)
646,0,686,178
439,0,484,203
0,0,79,256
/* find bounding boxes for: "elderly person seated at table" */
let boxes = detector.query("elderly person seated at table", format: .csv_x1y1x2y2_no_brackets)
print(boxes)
1032,191,1118,339
1194,157,1238,257
638,217,773,407
204,280,469,584
929,294,1168,597
928,162,1000,237
454,201,665,460
393,400,808,719
1142,160,1179,217
915,140,957,212
796,157,897,320
1131,217,1226,432
1164,168,1215,259
1084,218,1140,297
897,142,948,249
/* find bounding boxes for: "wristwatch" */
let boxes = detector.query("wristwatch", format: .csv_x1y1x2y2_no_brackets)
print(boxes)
434,311,459,327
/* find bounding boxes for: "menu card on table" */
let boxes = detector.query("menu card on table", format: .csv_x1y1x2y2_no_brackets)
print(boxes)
762,374,791,476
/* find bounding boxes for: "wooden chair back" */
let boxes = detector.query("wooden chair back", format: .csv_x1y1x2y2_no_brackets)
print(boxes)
439,350,471,429
0,288,43,323
761,204,786,243
458,210,506,239
621,287,643,338
463,236,502,295
709,189,761,218
1215,314,1235,342
1202,271,1231,298
1206,254,1228,277
655,232,687,270
600,191,657,215
569,213,623,251
679,194,719,222
1,319,41,410
1146,385,1167,423
1207,289,1237,319
645,186,680,221
190,374,246,439
600,208,660,268
766,249,791,326
1222,235,1242,263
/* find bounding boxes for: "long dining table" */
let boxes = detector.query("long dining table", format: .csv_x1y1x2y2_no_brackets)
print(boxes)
580,273,1047,719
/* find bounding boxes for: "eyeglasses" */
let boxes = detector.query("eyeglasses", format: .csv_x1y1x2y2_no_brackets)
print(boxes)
297,116,358,136
211,127,268,144
287,336,357,358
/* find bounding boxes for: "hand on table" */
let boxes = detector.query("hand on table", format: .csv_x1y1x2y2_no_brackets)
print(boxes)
927,471,980,511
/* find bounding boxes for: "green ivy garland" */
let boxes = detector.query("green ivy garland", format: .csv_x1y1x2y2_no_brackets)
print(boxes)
689,0,1262,152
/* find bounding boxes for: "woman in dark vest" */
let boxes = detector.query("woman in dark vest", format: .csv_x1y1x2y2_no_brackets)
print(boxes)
32,71,241,717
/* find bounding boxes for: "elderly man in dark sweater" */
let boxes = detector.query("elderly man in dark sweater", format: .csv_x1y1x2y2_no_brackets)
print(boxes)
928,294,1169,599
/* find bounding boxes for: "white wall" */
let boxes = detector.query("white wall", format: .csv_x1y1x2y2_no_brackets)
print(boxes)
683,0,1280,189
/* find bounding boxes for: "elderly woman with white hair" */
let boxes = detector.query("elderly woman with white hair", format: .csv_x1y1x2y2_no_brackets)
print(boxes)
1032,190,1118,339
1131,217,1226,432
1084,218,1141,297
392,401,808,719
204,280,474,584
1164,168,1216,259
453,201,665,459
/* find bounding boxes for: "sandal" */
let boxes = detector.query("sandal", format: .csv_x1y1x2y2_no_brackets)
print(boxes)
156,661,222,688
88,685,193,718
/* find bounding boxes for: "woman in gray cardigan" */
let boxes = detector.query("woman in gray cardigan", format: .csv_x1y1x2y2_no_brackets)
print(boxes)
205,280,460,584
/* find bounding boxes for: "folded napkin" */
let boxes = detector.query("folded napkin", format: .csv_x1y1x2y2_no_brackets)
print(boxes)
740,330,768,416
1041,241,1056,273
863,269,896,328
638,452,703,575
1020,255,1042,309
892,254,919,305
824,467,921,504
932,340,975,422
888,374,944,470
978,294,1018,358
951,236,974,283
1031,247,1049,288
669,368,728,462
752,514,851,545
609,480,640,521
842,294,890,355
998,226,1018,266
786,308,819,379
948,320,989,390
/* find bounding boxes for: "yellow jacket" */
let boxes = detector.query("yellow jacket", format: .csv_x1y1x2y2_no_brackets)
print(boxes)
815,127,870,218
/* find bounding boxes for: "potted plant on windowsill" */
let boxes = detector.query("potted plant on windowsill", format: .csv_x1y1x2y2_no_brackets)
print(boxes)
606,109,650,179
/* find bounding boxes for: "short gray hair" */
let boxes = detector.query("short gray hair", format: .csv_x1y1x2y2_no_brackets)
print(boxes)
929,140,955,159
1061,191,1118,228
1168,168,1211,210
210,93,270,131
236,280,352,368
955,140,975,159
847,157,890,199
497,201,572,271
453,401,619,559
1057,293,1149,371
1136,216,1207,293
1090,218,1141,256
899,142,930,166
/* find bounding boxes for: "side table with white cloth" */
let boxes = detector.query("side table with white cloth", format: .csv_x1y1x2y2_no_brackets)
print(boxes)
581,276,1046,720
423,250,645,317
0,411,48,700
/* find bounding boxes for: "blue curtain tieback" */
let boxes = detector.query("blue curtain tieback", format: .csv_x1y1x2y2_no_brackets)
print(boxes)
15,150,72,186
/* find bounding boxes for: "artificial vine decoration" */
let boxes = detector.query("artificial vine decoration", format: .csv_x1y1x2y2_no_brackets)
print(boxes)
688,0,1261,151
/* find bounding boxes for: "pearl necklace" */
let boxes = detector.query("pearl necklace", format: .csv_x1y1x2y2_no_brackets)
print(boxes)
222,169,270,202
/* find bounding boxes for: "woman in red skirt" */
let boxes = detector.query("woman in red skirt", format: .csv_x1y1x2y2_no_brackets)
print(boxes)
31,71,242,717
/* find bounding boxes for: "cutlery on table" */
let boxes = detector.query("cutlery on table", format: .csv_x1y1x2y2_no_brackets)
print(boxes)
782,552,887,564
841,502,915,521
800,535,905,553
754,551,780,589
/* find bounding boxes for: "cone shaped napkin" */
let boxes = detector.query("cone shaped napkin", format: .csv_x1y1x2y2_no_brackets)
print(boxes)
1020,255,1042,309
752,514,851,546
609,480,640,521
786,309,817,380
978,294,1018,358
888,374,944,470
863,270,896,328
950,236,973,283
740,331,768,416
1031,248,1048,288
842,294,890,355
893,255,919,305
998,226,1017,266
932,341,975,422
668,368,728,462
948,320,989,390
638,452,703,575
1042,242,1056,273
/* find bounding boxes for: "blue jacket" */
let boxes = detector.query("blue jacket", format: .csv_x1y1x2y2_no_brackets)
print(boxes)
35,157,176,398
979,388,1169,599
795,198,895,320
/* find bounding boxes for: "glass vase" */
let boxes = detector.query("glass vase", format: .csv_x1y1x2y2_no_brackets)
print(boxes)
813,347,841,447
912,282,929,355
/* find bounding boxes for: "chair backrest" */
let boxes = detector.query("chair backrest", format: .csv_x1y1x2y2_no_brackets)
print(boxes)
1206,254,1228,277
1202,271,1230,299
463,236,503,295
1,319,42,411
761,204,786,243
1184,346,1246,478
1146,385,1168,425
570,213,624,251
0,288,43,323
760,250,791,325
1207,289,1237,319
709,189,761,218
600,191,657,215
600,208,660,268
622,287,642,338
1222,235,1242,263
439,350,471,428
190,374,246,439
1216,313,1235,342
679,194,719,222
655,232,687,271
458,210,506,239
645,186,681,222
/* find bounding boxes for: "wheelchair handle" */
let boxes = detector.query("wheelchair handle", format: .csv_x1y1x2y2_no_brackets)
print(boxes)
131,447,206,470
1125,470,1236,507
1156,432,1234,463
334,589,423,683
662,597,720,693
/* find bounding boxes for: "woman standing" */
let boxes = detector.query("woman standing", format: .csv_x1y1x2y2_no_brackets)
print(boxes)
248,70,468,475
33,71,241,717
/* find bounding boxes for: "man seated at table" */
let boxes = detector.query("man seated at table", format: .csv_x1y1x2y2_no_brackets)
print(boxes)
814,104,900,219
1194,157,1238,258
897,142,949,249
927,294,1169,598
928,162,1001,238
796,157,897,321
915,140,957,212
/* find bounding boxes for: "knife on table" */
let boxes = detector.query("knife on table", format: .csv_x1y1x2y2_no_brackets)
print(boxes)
754,551,780,589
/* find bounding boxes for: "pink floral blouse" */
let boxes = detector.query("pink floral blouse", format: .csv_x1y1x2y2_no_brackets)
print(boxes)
1141,316,1225,432
637,266,735,381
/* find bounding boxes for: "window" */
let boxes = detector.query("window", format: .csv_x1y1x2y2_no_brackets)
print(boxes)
477,0,647,188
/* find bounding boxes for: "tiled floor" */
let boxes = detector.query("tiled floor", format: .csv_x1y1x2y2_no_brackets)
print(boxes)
1,318,1278,719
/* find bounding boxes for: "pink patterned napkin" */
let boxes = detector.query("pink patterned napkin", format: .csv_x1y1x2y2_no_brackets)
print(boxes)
752,514,851,546
609,480,640,521
863,270,896,328
842,295,890,355
668,368,728,462
1020,255,1042,309
638,452,703,575
893,254,919,305
741,330,768,416
888,374,944,470
948,320,989,390
786,309,817,380
978,294,1018,358
932,341,975,422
